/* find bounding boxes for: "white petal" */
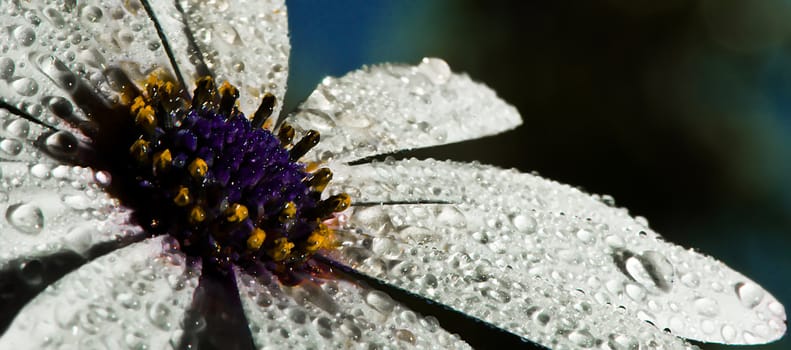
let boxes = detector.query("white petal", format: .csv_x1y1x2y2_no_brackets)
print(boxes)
329,159,786,345
0,161,141,270
146,0,291,117
0,236,201,349
0,0,175,132
235,267,472,349
287,58,522,163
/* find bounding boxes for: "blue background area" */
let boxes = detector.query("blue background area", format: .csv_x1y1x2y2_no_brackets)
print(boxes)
286,2,790,349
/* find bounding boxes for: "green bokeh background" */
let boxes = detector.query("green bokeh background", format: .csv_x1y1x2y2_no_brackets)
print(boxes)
285,1,790,349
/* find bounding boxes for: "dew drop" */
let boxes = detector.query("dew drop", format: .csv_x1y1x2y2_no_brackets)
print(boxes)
395,329,416,344
11,77,39,97
0,57,14,80
417,57,451,85
568,330,594,348
512,214,536,233
721,324,737,343
13,26,36,46
575,228,594,244
4,119,29,138
365,290,395,315
616,249,674,292
45,130,79,157
694,297,720,317
734,282,764,309
18,259,44,285
6,202,44,234
608,333,639,350
82,5,103,22
147,302,172,330
0,138,22,156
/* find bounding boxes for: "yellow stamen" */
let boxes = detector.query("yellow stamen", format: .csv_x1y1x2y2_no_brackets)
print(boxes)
153,149,172,172
226,203,248,223
329,193,351,212
279,201,296,222
129,139,150,162
269,238,294,261
130,96,147,114
306,223,334,252
219,81,238,97
173,186,191,206
188,158,208,179
135,105,156,131
246,228,267,250
189,206,206,224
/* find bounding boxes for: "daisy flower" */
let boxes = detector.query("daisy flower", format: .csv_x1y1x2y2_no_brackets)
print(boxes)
0,1,785,349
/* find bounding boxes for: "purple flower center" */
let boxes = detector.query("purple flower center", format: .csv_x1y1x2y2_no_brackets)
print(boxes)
118,76,348,272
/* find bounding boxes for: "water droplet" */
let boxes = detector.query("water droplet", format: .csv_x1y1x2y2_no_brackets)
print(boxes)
13,26,36,46
694,297,720,317
512,214,536,233
365,290,395,315
568,329,594,348
18,259,43,285
147,302,172,330
30,163,51,179
6,202,44,234
721,324,736,343
213,22,240,44
734,282,764,309
0,139,22,156
417,57,451,85
82,5,103,22
62,194,91,210
4,119,29,137
0,57,14,80
575,228,594,244
608,333,639,350
45,130,79,157
616,249,674,292
394,329,416,344
11,77,38,97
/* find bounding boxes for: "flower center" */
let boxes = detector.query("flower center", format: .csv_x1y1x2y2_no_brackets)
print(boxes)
120,74,348,271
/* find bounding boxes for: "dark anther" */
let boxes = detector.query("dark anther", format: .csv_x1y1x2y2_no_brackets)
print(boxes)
192,77,216,110
277,123,295,145
316,193,351,218
289,130,320,161
219,83,239,117
306,168,333,192
251,93,276,129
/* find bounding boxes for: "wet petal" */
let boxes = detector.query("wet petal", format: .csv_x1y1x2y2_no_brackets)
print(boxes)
145,0,291,117
235,266,472,349
0,236,201,349
0,0,175,132
329,158,785,345
287,58,522,163
0,161,141,268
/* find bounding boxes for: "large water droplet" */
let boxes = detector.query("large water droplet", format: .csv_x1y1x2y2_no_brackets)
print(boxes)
0,139,22,156
734,282,764,309
45,130,79,157
694,297,720,317
6,203,44,234
4,119,29,138
18,259,44,285
82,5,103,22
512,214,536,233
0,57,15,80
417,57,451,85
614,249,674,292
11,77,39,97
13,26,36,46
147,302,172,330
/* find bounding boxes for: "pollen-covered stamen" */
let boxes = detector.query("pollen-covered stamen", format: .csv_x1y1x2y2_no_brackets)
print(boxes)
122,75,350,273
252,93,276,129
290,130,320,161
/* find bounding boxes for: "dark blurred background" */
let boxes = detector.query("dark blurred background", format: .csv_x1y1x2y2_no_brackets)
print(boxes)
284,1,790,349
